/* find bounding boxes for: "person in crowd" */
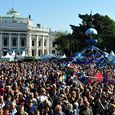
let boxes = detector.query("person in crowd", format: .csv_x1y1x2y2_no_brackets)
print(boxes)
15,105,28,115
79,99,93,115
34,109,40,115
55,104,65,115
26,100,37,115
9,101,17,115
2,105,10,115
0,96,5,109
0,60,114,115
41,100,54,115
0,106,3,115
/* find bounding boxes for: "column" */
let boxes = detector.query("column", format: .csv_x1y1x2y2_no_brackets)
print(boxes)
36,35,38,56
26,34,28,55
47,37,49,55
27,34,32,56
49,37,51,54
42,35,44,55
9,33,11,49
18,34,20,50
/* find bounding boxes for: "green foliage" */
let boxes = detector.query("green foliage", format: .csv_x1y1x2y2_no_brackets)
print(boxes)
71,13,115,53
54,32,72,56
55,13,115,56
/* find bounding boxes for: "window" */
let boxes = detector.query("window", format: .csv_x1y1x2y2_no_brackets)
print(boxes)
32,40,35,46
32,50,34,56
21,38,25,47
4,38,8,46
38,50,41,56
3,33,8,35
44,49,47,55
12,38,17,47
44,40,47,46
12,33,17,36
39,40,41,46
52,50,55,54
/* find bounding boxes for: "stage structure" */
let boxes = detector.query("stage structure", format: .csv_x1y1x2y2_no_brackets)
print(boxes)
71,27,109,66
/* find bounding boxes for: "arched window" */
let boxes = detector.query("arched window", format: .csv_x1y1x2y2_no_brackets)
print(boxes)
32,50,35,56
44,49,47,55
52,50,55,54
12,38,17,46
21,38,25,47
52,42,55,47
4,38,8,46
39,40,41,46
44,40,47,46
32,40,35,46
38,50,41,56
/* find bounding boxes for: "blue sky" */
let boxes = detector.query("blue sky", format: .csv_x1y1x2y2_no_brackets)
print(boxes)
0,0,115,32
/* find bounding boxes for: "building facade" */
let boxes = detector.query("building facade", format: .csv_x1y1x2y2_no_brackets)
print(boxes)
0,8,57,57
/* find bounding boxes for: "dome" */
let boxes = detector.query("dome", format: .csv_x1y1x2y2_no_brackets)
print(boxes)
6,8,20,17
85,28,98,35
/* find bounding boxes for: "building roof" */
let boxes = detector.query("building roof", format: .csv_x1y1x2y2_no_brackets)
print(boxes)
2,8,27,19
7,8,20,16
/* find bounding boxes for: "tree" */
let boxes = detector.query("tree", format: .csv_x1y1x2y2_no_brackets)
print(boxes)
70,13,115,52
54,31,72,56
55,13,115,56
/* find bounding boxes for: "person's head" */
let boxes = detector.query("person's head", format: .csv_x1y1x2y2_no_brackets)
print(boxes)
18,105,25,114
98,88,103,94
6,85,12,92
78,97,83,104
28,100,33,107
44,101,52,112
66,103,73,112
34,109,40,115
7,95,12,101
109,104,115,112
0,96,4,103
71,91,76,98
65,86,70,94
10,101,16,110
110,98,115,104
19,93,23,99
30,93,34,98
86,90,91,97
3,106,10,115
40,88,46,95
55,105,62,114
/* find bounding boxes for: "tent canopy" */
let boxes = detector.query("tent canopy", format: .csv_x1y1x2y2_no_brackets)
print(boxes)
1,53,14,61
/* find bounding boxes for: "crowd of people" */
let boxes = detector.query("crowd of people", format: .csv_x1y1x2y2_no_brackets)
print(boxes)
0,60,114,115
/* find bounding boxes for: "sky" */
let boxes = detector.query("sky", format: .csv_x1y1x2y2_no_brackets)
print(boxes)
0,0,115,32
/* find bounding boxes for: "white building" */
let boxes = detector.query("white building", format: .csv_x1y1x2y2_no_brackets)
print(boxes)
0,8,57,57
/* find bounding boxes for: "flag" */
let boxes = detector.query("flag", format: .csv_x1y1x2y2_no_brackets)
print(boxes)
95,72,103,82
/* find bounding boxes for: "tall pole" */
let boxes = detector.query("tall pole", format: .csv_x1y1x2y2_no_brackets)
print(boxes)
0,16,2,56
